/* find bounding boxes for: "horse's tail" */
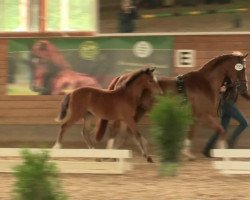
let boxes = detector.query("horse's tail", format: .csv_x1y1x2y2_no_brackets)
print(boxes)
95,119,109,142
95,76,121,142
55,93,71,123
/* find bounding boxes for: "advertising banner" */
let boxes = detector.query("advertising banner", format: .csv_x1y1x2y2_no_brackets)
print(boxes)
8,36,173,95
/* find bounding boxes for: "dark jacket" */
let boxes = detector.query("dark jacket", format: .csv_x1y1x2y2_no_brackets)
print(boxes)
222,81,238,103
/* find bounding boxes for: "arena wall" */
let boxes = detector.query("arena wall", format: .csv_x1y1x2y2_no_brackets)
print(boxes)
0,33,250,146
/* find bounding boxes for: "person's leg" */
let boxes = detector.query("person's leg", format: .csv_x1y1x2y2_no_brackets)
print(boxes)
203,104,231,157
227,104,248,148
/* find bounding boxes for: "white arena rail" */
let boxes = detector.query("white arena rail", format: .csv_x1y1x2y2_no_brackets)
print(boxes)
211,149,250,175
0,148,132,174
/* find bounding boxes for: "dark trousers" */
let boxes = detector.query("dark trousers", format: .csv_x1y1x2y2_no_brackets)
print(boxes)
204,101,248,152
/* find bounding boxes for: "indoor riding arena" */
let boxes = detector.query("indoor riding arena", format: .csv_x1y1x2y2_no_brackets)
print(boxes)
1,0,250,199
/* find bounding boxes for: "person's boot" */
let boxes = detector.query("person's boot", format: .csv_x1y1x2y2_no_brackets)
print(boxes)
202,148,212,158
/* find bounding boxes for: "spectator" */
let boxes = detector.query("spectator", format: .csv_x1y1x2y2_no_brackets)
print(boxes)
118,0,138,33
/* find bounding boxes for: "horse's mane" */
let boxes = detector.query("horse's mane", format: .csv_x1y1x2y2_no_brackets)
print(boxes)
200,52,243,72
124,69,149,87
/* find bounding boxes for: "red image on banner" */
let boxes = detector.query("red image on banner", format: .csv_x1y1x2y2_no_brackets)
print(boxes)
30,40,100,95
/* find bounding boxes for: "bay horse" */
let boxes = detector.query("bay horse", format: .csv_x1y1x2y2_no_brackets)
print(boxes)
30,40,100,95
95,52,249,161
53,67,162,162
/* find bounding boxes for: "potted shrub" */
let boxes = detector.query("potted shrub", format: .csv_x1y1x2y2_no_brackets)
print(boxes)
149,94,192,176
12,149,67,200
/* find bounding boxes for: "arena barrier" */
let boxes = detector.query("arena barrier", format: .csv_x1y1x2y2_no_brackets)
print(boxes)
0,148,132,174
141,7,248,28
141,8,248,19
211,149,250,175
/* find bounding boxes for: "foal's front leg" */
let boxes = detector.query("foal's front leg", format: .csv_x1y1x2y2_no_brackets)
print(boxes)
125,119,153,163
106,120,120,149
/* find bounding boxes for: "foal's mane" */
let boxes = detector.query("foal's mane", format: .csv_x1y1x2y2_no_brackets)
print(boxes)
124,69,150,87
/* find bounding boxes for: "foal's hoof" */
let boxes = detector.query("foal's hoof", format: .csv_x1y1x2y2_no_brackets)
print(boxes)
147,157,154,163
188,156,196,161
182,150,196,161
52,143,61,149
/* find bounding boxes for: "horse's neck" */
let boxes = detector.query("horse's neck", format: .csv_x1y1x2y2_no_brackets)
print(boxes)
123,80,147,106
158,76,178,93
197,62,228,83
198,65,226,91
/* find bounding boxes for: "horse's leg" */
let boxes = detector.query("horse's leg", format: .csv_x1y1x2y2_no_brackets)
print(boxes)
53,118,79,149
81,114,96,149
81,118,95,149
133,130,152,163
53,123,68,149
108,108,147,150
200,114,227,156
53,107,85,149
106,121,120,149
182,123,196,160
206,115,227,149
125,119,153,163
98,121,122,162
106,121,129,150
113,122,129,149
206,115,228,161
105,105,151,151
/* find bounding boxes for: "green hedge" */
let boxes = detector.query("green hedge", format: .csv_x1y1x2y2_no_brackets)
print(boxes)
149,94,192,162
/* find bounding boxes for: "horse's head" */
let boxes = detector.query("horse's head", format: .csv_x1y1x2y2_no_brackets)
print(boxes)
30,40,72,94
32,40,51,59
125,67,163,95
226,52,248,94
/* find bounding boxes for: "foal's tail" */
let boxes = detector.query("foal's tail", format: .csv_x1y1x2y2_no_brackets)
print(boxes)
55,93,71,123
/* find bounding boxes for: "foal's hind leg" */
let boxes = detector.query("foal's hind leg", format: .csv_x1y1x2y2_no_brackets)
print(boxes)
53,119,78,149
53,123,68,149
81,118,94,149
53,111,83,149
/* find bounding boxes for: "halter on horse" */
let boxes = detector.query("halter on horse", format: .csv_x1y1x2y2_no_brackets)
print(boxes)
95,52,249,161
53,67,162,162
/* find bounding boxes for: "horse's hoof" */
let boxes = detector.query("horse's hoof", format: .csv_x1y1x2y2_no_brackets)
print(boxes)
182,150,196,161
188,156,196,161
52,143,61,149
147,157,154,163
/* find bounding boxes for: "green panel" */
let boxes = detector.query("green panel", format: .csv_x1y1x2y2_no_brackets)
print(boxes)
9,36,173,51
7,35,173,95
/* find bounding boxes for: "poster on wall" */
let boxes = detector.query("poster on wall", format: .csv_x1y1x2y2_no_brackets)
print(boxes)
7,36,173,95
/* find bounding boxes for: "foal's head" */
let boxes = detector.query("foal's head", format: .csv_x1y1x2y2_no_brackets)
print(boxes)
125,67,162,95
